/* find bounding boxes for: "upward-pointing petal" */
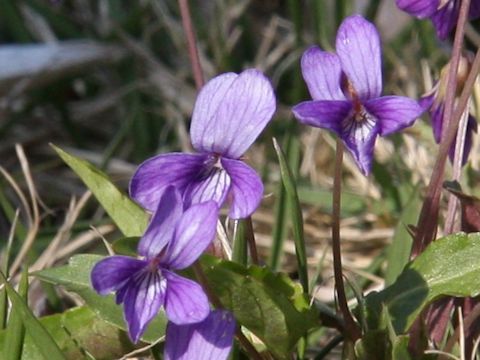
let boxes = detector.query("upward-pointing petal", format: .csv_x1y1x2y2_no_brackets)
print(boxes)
300,47,345,101
164,201,219,270
138,187,184,259
191,69,276,159
336,15,382,100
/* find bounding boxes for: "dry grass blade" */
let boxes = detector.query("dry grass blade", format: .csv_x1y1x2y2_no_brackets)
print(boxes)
0,166,32,226
9,146,41,275
55,224,115,260
118,335,165,360
425,350,461,360
31,191,92,272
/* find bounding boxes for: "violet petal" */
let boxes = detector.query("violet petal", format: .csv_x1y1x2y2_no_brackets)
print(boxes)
419,92,435,111
431,1,460,40
365,95,423,136
138,186,183,259
130,152,209,212
469,0,480,18
221,157,264,219
165,310,236,360
395,0,439,18
292,99,352,134
431,103,445,143
164,201,219,269
183,166,231,209
341,112,380,175
190,69,276,159
91,256,146,295
300,46,345,101
336,15,382,100
123,269,167,343
164,271,210,325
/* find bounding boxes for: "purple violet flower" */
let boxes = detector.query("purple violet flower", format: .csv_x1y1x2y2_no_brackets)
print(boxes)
419,55,478,165
130,69,276,219
396,0,480,40
91,187,218,343
165,309,236,360
292,15,424,175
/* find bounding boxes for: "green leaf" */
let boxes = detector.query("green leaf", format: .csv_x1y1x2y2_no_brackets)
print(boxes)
385,185,420,285
34,254,167,343
0,306,137,360
269,131,301,272
51,145,148,237
232,219,248,265
5,268,28,360
365,232,480,333
354,330,411,360
272,138,308,293
0,271,66,360
111,237,140,256
201,255,318,359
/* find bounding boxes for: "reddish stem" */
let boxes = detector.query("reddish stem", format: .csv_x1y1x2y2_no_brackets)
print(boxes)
413,0,472,255
332,139,361,341
178,0,204,89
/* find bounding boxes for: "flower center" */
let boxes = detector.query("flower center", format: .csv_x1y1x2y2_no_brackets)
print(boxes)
198,154,223,180
342,107,376,143
343,77,365,120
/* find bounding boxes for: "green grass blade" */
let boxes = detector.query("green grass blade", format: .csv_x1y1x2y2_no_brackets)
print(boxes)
365,0,382,21
0,271,66,360
232,219,248,266
51,144,148,237
0,211,16,330
312,0,332,50
5,268,28,360
269,132,301,271
384,186,420,286
273,138,308,294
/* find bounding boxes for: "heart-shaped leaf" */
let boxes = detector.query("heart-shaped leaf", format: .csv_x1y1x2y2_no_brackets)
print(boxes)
201,255,319,359
34,254,166,343
365,232,480,333
0,306,137,360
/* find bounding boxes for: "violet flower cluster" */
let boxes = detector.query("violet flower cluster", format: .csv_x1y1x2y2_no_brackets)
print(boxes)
293,15,424,175
91,69,276,359
396,0,480,40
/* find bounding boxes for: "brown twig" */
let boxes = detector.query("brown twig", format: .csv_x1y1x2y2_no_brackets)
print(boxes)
178,0,204,89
